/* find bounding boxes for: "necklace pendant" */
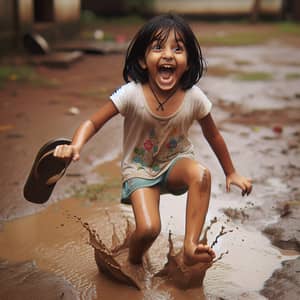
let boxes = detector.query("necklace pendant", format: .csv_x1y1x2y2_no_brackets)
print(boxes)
156,104,164,111
149,84,176,113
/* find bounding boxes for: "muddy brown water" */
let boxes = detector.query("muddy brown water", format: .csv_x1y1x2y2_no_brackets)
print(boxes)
0,159,295,299
1,42,300,299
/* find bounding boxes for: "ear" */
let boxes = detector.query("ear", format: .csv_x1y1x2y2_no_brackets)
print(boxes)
138,58,147,69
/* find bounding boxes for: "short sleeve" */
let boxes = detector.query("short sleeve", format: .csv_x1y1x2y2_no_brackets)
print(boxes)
110,82,135,116
191,86,212,120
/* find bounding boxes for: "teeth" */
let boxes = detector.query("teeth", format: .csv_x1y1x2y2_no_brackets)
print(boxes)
159,65,174,72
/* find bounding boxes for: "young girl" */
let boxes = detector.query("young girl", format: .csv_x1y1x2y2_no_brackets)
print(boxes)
54,14,252,266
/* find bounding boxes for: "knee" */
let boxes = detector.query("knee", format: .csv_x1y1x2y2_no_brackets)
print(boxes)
136,223,161,243
202,168,211,186
186,165,211,187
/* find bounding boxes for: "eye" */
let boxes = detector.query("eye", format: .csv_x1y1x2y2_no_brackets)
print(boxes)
151,42,162,51
174,43,184,53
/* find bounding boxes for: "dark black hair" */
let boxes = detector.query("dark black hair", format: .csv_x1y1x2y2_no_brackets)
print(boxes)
123,13,205,90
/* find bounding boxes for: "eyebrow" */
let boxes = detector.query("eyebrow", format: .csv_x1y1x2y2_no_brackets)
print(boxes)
151,29,185,46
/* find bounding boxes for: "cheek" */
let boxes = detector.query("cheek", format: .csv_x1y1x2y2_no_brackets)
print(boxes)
184,56,190,71
138,58,147,69
180,58,189,72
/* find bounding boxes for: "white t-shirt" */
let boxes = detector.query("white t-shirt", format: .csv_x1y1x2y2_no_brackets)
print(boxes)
110,82,212,182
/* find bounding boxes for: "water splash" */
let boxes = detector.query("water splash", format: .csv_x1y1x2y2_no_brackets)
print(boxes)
82,218,146,290
78,215,231,291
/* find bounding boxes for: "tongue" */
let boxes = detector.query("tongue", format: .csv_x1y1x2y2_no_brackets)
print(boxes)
160,69,173,80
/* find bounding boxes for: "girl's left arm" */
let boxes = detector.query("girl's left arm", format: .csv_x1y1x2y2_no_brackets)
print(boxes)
199,113,252,196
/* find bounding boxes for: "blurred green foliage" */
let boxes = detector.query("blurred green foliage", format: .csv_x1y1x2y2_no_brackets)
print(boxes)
278,21,300,35
234,71,273,81
80,10,145,26
0,65,60,89
71,180,120,202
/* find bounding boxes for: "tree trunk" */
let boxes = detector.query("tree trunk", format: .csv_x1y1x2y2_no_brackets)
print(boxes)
250,0,262,23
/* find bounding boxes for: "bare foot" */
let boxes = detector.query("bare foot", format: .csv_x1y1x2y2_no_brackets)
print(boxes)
183,243,216,266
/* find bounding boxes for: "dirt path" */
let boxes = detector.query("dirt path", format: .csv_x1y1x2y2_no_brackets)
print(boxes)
0,22,300,299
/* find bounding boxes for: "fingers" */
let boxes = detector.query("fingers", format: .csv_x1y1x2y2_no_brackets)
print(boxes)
53,145,79,161
195,244,216,259
53,145,70,158
227,174,253,196
242,178,252,196
72,152,80,161
226,178,231,193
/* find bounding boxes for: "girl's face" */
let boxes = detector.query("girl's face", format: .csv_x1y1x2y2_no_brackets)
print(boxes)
140,29,189,93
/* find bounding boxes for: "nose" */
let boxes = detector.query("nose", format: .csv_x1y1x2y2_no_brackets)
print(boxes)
162,46,173,60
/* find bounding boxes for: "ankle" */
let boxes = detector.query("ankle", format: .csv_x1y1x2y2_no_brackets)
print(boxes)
184,239,196,253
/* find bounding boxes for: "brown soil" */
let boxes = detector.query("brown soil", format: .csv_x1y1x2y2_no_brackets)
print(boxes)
0,21,300,299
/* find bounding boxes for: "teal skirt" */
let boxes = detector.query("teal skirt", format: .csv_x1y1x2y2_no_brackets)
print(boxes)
121,158,187,204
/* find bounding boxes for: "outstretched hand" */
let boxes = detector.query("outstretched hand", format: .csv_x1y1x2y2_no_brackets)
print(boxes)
53,144,80,162
226,172,252,196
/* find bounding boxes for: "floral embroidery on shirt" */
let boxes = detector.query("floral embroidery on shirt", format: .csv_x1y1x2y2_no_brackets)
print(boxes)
151,164,160,172
166,138,178,149
132,129,158,169
144,139,154,151
132,127,184,172
165,127,184,152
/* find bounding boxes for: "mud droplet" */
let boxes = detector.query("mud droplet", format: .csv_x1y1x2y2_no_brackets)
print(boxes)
78,216,232,290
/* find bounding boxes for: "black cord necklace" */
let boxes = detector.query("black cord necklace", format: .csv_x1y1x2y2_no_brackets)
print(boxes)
149,84,177,111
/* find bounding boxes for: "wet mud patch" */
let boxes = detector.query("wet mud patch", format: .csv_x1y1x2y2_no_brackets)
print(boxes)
223,207,250,223
83,218,147,290
261,256,300,300
81,216,230,291
0,260,79,300
154,229,229,290
226,108,300,126
0,188,293,299
222,201,267,225
263,200,300,252
216,99,300,127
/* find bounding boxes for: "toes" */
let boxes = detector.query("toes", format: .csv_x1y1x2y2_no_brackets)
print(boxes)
194,244,216,259
194,244,208,253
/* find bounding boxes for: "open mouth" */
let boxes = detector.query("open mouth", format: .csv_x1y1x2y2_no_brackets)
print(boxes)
158,65,175,79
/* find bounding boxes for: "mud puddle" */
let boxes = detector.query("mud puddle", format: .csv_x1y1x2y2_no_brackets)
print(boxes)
0,159,297,299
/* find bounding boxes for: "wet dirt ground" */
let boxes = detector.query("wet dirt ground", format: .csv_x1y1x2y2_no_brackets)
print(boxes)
0,22,300,299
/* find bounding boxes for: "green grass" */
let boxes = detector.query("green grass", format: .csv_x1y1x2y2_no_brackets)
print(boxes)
0,65,60,88
0,65,34,81
198,21,300,47
285,72,300,80
79,30,115,41
277,21,300,35
207,65,273,81
71,180,120,202
234,59,252,66
199,31,271,47
80,10,145,27
234,71,273,81
80,87,109,99
79,11,145,41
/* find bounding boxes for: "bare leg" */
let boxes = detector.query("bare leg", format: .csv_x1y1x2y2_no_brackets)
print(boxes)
129,186,161,264
167,158,215,265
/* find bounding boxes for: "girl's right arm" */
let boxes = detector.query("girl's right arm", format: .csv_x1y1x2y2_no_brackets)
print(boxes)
53,100,119,161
